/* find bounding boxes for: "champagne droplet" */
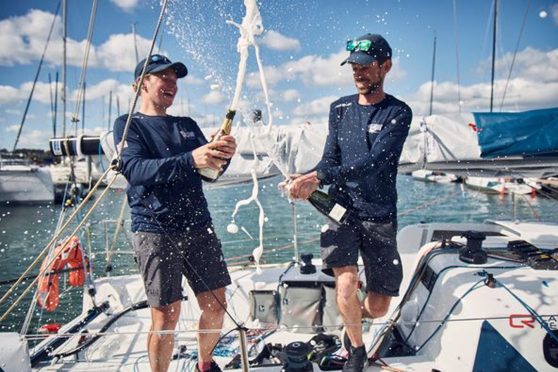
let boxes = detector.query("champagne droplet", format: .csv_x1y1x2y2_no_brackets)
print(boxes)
227,223,239,234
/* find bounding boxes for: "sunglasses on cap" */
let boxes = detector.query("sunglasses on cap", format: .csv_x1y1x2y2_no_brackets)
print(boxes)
148,54,171,64
346,39,373,52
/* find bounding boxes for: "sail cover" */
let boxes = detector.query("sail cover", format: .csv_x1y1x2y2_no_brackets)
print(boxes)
474,107,558,158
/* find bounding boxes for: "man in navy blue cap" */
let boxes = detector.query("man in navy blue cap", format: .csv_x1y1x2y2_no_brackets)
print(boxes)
290,34,412,372
114,54,236,372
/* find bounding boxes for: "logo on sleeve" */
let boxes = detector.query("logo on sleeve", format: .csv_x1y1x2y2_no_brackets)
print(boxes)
367,123,383,133
179,129,196,139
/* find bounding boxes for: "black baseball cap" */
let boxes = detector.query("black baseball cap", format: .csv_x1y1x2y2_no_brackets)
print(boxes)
341,33,392,66
134,54,188,80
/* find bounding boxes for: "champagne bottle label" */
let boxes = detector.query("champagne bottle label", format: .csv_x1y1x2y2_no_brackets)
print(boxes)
198,109,236,182
328,204,347,222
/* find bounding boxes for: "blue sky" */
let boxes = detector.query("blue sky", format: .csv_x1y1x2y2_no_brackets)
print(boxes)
1,0,557,150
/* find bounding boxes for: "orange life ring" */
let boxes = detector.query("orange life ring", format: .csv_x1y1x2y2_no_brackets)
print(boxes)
36,236,89,312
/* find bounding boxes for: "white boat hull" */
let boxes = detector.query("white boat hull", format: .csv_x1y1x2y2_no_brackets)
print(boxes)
3,220,553,371
0,167,53,204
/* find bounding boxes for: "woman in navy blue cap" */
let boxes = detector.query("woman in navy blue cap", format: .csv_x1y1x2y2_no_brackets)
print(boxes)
290,34,412,372
114,54,236,372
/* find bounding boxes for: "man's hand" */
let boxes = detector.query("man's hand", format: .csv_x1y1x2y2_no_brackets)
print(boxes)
192,135,237,171
289,171,320,200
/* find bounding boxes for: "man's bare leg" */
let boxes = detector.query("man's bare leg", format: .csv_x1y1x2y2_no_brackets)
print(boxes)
196,287,227,371
148,301,181,372
333,266,364,347
362,292,391,319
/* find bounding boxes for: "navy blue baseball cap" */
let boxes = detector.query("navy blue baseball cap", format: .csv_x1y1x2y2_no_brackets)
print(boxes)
341,34,392,66
134,54,188,80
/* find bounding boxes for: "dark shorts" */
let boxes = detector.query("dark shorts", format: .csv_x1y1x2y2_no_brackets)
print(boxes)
320,220,402,296
132,222,231,307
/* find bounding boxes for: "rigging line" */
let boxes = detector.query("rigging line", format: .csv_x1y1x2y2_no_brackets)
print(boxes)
113,0,170,167
452,0,461,111
225,236,321,264
398,189,462,217
499,0,531,111
0,265,88,287
105,193,129,268
12,0,61,152
0,170,117,322
23,309,545,342
70,0,99,129
414,279,485,353
138,197,245,331
517,193,541,221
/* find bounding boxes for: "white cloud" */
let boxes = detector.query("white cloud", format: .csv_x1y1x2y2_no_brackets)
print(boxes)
407,77,558,116
280,89,300,102
0,9,61,66
0,85,25,104
260,30,300,51
406,47,557,115
0,9,154,74
92,33,154,72
0,79,133,108
292,96,337,117
202,90,226,105
5,125,50,149
183,75,205,85
486,47,558,83
246,49,407,89
110,0,139,12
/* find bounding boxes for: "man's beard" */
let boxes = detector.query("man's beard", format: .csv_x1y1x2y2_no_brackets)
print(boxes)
358,78,383,95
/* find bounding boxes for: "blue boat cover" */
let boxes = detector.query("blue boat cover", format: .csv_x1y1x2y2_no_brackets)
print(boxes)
473,107,558,158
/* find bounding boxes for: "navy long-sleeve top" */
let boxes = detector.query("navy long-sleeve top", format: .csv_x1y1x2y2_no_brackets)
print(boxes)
113,113,212,233
316,94,412,222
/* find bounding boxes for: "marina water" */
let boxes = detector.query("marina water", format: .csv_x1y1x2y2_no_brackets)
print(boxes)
0,175,557,333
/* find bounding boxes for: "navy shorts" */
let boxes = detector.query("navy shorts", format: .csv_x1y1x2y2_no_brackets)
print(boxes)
132,222,231,307
320,220,402,296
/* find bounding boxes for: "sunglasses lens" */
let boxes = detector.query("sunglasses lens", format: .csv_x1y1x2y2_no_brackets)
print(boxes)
150,55,169,64
346,40,372,52
346,40,357,51
357,40,371,51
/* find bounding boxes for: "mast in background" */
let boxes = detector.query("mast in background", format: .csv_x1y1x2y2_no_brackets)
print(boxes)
489,0,498,112
132,22,139,64
62,0,67,136
429,34,437,116
49,72,59,137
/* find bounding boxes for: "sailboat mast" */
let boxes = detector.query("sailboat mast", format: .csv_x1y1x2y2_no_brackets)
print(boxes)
429,34,437,116
82,81,86,131
489,0,498,112
132,22,139,64
62,0,67,136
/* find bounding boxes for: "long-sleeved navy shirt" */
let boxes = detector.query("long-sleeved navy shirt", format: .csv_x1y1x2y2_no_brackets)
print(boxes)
316,94,412,222
113,113,212,233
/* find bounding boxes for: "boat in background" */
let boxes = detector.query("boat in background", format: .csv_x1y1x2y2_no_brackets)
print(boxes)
399,108,558,180
0,153,54,204
464,176,535,195
411,169,461,184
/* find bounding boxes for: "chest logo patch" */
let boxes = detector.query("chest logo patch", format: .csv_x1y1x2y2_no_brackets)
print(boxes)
367,123,383,133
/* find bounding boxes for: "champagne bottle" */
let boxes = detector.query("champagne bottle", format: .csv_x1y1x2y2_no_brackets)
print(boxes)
198,109,236,182
308,190,350,224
